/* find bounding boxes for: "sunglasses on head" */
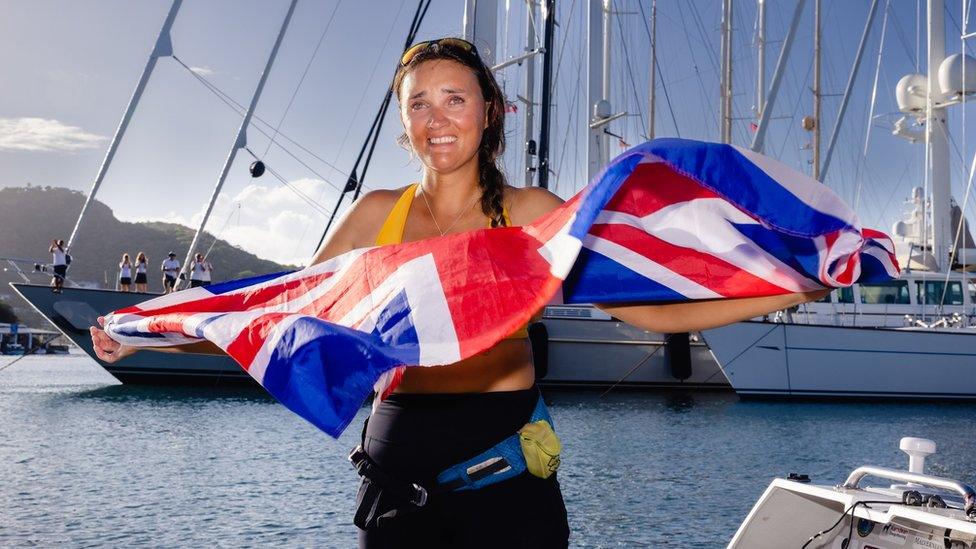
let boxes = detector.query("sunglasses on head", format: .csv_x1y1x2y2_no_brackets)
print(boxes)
399,38,479,67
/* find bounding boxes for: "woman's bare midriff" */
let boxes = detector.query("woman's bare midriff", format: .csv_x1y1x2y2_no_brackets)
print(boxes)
393,338,536,393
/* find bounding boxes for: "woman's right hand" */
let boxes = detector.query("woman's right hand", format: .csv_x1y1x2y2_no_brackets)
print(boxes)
89,316,137,363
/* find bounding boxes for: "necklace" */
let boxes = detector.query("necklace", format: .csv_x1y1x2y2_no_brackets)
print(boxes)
419,186,481,236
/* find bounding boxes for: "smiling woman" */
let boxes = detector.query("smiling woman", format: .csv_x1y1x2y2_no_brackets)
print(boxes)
308,37,573,547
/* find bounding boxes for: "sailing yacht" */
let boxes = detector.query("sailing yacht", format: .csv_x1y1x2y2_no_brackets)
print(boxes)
702,0,976,400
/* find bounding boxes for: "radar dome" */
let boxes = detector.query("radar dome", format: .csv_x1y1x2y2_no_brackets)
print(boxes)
938,53,976,96
896,74,927,113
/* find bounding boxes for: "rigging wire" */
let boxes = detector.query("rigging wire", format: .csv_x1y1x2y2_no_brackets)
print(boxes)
548,0,580,192
888,5,920,71
315,0,432,251
614,8,647,139
172,54,352,193
553,1,585,195
261,0,344,158
244,147,334,218
674,1,717,137
637,0,680,137
864,0,891,156
293,0,409,259
203,201,242,261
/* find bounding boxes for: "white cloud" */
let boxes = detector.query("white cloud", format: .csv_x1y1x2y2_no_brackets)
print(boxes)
0,117,106,152
125,178,336,267
189,66,215,77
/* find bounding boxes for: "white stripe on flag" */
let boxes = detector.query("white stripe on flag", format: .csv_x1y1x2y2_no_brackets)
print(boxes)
583,234,723,299
337,253,461,366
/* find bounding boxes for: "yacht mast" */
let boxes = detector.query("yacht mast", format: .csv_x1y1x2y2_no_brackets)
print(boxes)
177,0,297,287
720,0,734,144
522,0,538,186
588,1,621,181
750,0,806,152
537,0,556,189
756,0,766,119
648,0,657,140
812,0,822,179
463,0,499,65
927,0,951,269
66,0,183,249
820,0,880,181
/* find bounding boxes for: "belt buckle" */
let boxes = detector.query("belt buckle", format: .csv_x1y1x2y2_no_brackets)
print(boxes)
348,445,365,464
410,484,428,507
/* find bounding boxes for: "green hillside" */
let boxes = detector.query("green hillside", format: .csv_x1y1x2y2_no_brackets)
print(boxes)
0,185,297,326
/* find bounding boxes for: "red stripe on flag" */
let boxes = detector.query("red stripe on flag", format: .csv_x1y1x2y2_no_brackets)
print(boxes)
224,312,292,371
604,163,721,218
126,270,337,318
588,223,792,297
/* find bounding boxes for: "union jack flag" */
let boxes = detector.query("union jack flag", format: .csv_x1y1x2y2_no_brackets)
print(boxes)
103,139,898,437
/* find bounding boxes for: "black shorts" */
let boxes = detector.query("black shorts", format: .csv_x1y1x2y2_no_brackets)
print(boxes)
119,277,132,285
134,273,147,284
190,279,204,288
163,275,176,288
359,388,569,548
52,265,67,279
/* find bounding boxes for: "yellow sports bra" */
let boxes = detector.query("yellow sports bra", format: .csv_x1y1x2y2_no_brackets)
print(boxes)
376,184,529,340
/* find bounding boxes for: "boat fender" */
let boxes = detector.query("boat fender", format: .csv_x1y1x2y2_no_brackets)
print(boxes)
666,332,692,381
902,490,923,506
923,494,947,508
787,472,811,483
528,321,549,380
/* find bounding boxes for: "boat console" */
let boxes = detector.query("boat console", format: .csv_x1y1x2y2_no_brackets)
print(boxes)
729,437,976,548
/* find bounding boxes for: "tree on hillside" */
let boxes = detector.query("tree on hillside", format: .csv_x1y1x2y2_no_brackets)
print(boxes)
0,301,17,324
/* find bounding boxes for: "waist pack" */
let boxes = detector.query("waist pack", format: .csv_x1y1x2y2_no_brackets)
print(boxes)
350,393,561,530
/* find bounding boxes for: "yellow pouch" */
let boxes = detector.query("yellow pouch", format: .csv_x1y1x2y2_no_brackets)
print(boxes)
518,419,562,479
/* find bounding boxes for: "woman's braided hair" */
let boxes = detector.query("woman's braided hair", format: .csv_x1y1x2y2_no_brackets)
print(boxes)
393,40,509,228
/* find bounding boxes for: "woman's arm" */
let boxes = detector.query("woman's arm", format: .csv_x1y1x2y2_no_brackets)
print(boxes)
89,318,225,363
598,289,829,334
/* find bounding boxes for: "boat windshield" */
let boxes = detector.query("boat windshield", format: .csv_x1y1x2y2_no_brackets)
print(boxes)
860,280,910,304
915,280,964,306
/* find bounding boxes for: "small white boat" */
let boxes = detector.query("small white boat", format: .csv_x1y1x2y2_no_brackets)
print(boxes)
730,437,976,548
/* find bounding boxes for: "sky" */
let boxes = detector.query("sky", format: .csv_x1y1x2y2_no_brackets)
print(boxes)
1,0,974,266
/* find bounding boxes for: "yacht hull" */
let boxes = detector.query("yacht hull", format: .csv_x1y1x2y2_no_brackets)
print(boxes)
10,283,252,385
11,284,730,390
702,321,976,398
541,305,729,389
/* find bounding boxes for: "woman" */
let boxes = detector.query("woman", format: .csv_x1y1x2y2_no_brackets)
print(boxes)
134,252,148,293
118,253,132,292
91,38,824,547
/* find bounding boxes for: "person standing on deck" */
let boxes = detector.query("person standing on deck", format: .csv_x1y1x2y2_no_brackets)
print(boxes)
118,253,132,292
189,253,210,288
134,252,149,293
161,252,180,294
48,239,68,294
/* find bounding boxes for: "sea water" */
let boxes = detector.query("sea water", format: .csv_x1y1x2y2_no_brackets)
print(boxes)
1,355,974,547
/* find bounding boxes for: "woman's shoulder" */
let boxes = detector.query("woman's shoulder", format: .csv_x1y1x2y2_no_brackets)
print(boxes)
505,185,565,226
310,184,415,265
346,185,414,224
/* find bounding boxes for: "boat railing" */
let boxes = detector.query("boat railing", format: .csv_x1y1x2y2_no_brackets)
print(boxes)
842,465,976,518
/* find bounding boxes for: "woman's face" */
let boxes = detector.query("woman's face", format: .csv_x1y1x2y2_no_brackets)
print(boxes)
399,59,487,176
